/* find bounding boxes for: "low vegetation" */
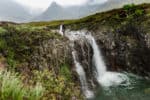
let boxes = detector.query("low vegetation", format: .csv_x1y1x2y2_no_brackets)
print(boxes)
32,69,82,99
0,3,150,100
0,70,44,100
26,3,150,31
0,25,61,68
0,23,83,99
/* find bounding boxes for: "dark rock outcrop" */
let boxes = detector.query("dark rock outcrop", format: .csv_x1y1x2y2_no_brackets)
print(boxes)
91,20,150,78
64,4,150,78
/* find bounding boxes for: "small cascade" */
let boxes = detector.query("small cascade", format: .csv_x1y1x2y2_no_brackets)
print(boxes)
67,31,94,99
59,24,63,36
72,51,94,99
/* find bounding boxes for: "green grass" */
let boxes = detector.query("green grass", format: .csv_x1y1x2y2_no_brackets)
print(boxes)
25,3,150,30
0,23,83,99
0,27,7,34
27,20,76,27
27,83,45,100
0,69,82,100
32,69,82,99
0,3,149,100
60,64,72,81
0,25,63,69
0,70,44,100
0,71,25,100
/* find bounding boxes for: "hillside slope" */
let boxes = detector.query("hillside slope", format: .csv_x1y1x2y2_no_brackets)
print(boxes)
34,0,150,21
30,3,150,77
0,3,150,99
67,3,150,77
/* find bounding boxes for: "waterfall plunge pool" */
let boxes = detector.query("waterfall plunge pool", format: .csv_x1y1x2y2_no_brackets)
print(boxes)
64,30,150,100
93,73,150,100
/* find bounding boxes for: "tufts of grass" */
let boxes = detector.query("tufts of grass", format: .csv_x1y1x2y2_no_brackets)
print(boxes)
27,20,76,27
28,83,45,100
0,25,63,69
32,69,82,99
0,70,45,100
60,64,72,81
0,27,7,35
0,71,25,100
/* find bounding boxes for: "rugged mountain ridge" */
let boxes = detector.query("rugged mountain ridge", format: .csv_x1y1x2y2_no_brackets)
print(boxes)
0,0,149,22
35,0,150,21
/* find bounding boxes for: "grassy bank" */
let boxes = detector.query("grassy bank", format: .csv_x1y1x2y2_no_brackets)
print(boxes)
26,3,150,31
0,24,83,99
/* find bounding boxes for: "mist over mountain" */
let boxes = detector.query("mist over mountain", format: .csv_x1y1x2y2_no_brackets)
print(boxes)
0,0,31,22
0,0,150,22
34,0,150,21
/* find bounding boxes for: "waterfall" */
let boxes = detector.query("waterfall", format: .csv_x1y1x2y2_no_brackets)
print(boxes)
67,31,94,99
59,24,63,35
86,35,129,87
66,30,129,98
72,51,94,99
86,35,107,78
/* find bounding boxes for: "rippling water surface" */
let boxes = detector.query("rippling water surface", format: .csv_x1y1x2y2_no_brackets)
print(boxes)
93,73,150,100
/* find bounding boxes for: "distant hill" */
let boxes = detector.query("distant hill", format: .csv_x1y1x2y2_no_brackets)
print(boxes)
0,0,149,22
34,0,150,21
34,2,80,21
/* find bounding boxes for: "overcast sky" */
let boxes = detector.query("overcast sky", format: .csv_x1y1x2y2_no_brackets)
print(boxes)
14,0,108,10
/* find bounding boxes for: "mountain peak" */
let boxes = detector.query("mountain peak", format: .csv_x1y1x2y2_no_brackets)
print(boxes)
50,1,59,7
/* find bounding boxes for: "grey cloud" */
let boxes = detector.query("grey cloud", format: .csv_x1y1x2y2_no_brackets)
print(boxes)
0,0,31,22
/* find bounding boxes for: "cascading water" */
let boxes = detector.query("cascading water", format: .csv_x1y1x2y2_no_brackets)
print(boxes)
65,29,129,98
60,27,150,100
66,30,94,99
86,35,106,77
86,34,129,87
59,24,63,36
72,51,94,99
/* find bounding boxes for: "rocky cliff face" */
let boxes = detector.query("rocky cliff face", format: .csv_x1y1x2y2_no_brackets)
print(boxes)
25,4,150,81
0,24,83,99
64,4,150,78
92,23,150,78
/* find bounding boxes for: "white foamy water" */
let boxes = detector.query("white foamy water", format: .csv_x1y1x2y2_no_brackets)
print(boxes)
67,31,94,98
86,34,129,87
66,30,88,41
66,30,129,99
98,72,129,87
86,35,107,77
59,24,64,36
72,51,94,99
